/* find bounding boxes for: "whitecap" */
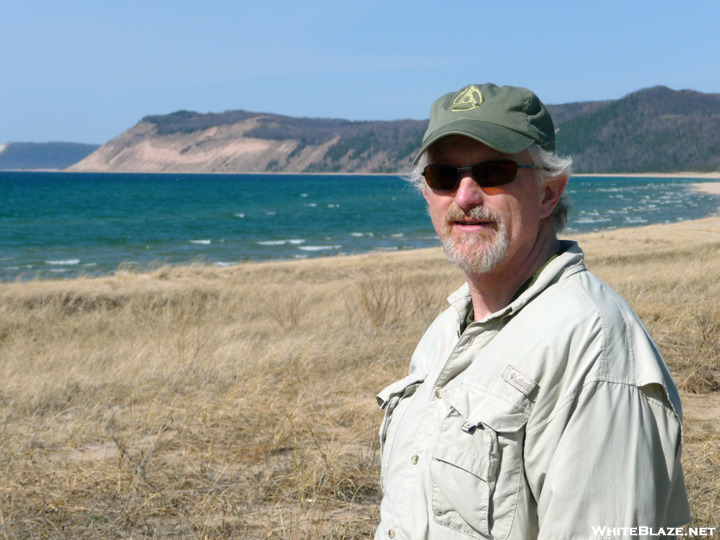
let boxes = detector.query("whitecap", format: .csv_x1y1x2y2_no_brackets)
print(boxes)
307,203,317,207
257,240,288,246
190,239,211,245
235,213,245,218
298,245,342,251
45,259,80,266
257,238,305,246
574,218,604,224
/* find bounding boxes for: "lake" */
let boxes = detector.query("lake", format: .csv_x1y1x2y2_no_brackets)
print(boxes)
1,171,719,281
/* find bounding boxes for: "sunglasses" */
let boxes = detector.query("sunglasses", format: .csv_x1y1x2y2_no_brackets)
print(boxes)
422,160,539,191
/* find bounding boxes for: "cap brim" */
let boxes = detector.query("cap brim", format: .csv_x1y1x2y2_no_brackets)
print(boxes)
413,120,535,164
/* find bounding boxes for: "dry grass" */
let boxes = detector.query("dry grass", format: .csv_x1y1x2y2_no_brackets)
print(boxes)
1,217,719,537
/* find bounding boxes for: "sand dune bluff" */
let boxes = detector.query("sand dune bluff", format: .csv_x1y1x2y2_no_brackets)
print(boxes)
68,117,345,174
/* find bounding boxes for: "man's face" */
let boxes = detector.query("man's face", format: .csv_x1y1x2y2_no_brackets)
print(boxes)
422,136,551,276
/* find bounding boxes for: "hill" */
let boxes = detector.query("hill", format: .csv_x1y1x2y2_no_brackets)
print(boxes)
67,86,720,174
68,111,426,174
555,86,720,173
0,142,100,170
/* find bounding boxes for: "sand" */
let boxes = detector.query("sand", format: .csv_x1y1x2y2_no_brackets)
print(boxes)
691,182,720,195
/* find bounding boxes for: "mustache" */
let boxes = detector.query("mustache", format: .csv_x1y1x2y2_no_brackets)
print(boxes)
444,205,500,224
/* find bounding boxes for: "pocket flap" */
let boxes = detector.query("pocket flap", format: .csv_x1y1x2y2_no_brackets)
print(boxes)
433,444,491,481
376,373,426,409
441,383,529,432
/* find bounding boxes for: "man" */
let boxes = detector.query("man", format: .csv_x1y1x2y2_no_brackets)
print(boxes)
375,83,690,539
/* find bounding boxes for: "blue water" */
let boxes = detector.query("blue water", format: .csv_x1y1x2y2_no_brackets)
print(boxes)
1,171,719,281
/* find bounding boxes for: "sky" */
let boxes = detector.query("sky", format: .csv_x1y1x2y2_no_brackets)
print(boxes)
2,0,720,145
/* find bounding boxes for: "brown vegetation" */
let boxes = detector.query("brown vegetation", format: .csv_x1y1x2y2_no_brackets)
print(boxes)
1,218,719,537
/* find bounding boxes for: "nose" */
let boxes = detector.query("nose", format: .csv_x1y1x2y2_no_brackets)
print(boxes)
453,171,486,210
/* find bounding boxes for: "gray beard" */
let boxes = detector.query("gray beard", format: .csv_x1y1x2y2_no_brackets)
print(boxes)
441,207,509,275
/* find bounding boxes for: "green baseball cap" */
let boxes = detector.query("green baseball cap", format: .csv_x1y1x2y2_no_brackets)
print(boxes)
414,83,555,163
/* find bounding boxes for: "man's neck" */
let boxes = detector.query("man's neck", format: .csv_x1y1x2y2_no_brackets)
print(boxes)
465,225,560,320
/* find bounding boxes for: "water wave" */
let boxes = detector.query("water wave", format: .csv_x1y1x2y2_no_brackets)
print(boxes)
257,239,306,246
298,245,342,251
3,171,719,282
45,259,81,266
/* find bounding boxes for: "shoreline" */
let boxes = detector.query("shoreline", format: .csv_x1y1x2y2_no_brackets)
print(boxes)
3,169,720,178
573,173,720,195
2,174,719,283
1,209,718,536
3,215,720,286
689,182,720,195
576,171,720,179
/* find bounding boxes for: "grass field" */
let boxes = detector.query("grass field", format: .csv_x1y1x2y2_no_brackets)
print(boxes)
1,217,719,538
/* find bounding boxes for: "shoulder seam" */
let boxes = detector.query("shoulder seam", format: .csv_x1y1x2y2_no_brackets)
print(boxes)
526,379,679,437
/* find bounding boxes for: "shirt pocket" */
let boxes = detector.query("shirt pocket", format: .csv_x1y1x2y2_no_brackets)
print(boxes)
376,373,425,488
430,383,530,540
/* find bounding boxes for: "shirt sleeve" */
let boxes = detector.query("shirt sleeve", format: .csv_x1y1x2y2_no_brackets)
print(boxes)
526,380,690,539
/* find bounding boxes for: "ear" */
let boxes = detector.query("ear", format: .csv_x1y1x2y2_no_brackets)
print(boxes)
539,174,568,220
421,183,430,204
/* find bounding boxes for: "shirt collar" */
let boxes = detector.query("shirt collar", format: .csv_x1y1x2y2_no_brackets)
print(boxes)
448,240,585,328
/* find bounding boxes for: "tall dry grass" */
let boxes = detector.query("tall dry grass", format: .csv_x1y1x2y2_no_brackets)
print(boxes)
0,217,719,537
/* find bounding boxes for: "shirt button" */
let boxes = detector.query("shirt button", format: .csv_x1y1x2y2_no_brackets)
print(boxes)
388,528,396,538
411,454,419,465
435,389,442,399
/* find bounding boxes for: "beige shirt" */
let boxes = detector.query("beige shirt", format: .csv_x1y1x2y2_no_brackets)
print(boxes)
375,241,690,539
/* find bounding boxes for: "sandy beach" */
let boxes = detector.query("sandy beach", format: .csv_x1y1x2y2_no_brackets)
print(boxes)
691,181,720,195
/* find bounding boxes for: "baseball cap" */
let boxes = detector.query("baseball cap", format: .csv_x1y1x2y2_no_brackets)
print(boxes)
414,83,556,163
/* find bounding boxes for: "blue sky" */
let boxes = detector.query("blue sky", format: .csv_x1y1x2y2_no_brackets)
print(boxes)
2,0,719,144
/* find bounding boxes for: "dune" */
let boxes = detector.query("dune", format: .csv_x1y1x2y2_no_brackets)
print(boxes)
0,217,718,536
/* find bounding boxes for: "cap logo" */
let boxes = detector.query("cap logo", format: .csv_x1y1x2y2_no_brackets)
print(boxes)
450,85,484,111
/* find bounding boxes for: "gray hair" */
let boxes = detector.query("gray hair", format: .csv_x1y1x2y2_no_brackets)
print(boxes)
405,143,573,234
528,144,572,234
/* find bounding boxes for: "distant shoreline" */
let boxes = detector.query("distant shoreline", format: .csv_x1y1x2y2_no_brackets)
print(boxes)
576,171,720,179
4,169,720,178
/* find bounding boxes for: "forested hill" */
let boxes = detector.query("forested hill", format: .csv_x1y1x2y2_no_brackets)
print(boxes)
553,86,720,173
60,85,720,174
0,142,99,170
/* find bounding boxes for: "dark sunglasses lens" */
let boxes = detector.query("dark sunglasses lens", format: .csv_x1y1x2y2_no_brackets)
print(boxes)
471,161,518,187
424,164,459,190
